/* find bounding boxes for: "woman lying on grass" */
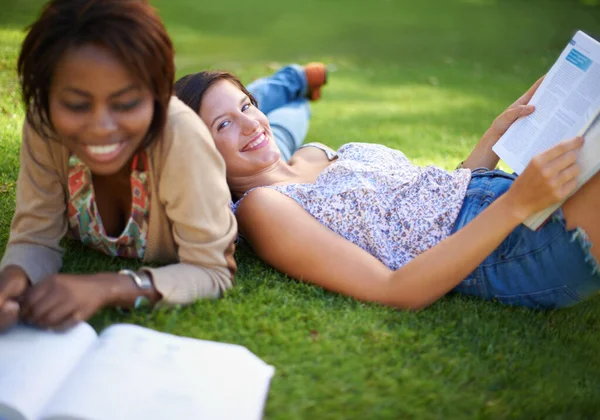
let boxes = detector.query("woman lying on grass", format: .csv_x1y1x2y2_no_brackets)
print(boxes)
0,0,237,332
175,62,328,162
175,70,600,310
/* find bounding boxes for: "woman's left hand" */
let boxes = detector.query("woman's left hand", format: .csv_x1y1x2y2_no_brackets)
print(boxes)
482,76,544,143
461,76,544,170
20,273,113,330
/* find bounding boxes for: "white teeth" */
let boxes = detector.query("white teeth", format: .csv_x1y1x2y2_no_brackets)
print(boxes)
85,143,121,156
244,134,266,151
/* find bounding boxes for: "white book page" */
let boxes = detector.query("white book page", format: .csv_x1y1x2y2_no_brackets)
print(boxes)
0,323,97,420
524,107,600,229
42,324,275,420
575,108,600,183
493,30,600,174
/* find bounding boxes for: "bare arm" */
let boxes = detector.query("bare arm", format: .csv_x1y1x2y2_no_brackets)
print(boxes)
237,136,582,310
237,188,521,309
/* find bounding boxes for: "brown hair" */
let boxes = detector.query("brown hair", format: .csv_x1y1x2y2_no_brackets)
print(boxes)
174,71,257,114
17,0,175,147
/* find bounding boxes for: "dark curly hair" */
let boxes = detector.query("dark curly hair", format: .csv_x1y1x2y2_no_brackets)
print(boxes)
18,0,175,147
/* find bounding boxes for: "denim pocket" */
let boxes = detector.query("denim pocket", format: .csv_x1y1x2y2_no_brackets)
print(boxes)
494,285,582,309
453,270,484,292
455,274,476,288
492,222,564,263
470,169,516,181
461,187,496,213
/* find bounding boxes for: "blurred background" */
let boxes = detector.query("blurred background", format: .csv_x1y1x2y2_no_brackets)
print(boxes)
1,0,599,166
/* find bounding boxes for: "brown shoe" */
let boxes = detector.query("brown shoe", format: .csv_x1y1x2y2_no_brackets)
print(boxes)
304,62,327,101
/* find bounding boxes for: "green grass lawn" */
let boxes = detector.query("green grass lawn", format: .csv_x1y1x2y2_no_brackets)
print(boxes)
2,0,600,418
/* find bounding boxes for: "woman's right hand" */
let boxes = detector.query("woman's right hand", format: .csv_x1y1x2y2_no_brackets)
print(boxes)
506,136,584,222
0,265,30,332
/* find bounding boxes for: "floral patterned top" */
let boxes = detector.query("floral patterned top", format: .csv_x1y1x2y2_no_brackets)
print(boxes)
233,143,472,270
67,153,151,259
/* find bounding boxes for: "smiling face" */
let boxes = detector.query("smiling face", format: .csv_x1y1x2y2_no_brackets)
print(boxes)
49,44,154,176
199,80,281,180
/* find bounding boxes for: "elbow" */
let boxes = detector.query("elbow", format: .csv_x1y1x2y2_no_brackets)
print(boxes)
380,272,439,311
401,292,439,311
205,239,237,298
217,272,235,296
214,257,236,298
222,238,237,289
402,300,432,312
381,283,437,311
388,298,431,312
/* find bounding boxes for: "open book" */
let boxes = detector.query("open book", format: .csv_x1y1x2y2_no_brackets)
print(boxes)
493,30,600,230
0,323,275,420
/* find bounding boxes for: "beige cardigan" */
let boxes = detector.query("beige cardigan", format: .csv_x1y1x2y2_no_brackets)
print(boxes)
0,97,238,304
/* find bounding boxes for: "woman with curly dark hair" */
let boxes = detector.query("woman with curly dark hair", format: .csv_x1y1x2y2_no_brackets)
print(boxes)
0,0,237,331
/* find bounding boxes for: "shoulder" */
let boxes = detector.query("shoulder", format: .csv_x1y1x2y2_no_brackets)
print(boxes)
21,118,62,152
290,142,337,164
235,186,316,252
166,95,200,120
147,97,227,191
236,187,302,228
163,96,212,144
20,118,69,173
149,97,221,165
236,187,279,217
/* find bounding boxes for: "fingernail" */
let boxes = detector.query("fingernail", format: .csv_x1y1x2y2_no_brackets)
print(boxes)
4,301,19,313
0,301,17,314
72,311,82,322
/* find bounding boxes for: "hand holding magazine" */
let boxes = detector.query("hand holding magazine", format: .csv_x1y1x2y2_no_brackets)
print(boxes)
493,30,600,230
0,323,275,420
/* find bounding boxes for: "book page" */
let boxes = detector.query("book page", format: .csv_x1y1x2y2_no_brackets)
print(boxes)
574,108,600,182
0,323,97,420
42,324,275,420
493,30,600,174
524,107,600,229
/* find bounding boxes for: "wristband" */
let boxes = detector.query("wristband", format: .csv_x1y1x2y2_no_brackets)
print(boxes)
118,269,153,309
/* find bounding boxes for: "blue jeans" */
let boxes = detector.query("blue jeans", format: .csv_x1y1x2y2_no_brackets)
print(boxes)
451,169,600,309
247,64,311,161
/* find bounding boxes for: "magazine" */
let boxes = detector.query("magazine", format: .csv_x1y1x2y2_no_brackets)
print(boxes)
492,30,600,230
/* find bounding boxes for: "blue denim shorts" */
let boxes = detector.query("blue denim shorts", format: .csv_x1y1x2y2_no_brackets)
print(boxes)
450,169,600,309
